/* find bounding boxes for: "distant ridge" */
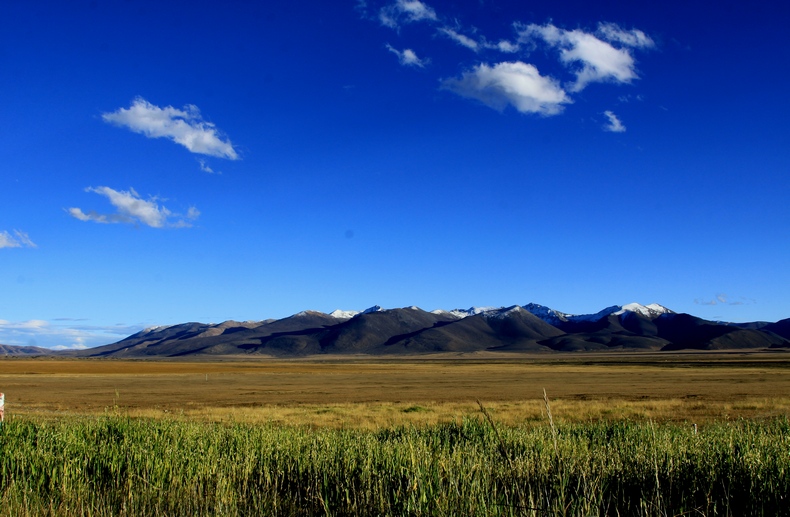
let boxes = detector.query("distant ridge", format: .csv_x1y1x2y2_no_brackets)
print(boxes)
50,302,790,358
0,344,52,356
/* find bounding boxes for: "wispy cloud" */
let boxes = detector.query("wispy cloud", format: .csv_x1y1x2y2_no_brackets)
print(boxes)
618,94,644,103
518,23,652,92
0,319,142,350
386,44,427,67
68,186,199,229
0,230,36,249
694,294,756,307
438,27,521,54
102,97,239,160
603,110,626,132
379,0,437,28
441,61,571,116
198,158,220,174
438,27,480,51
597,23,655,49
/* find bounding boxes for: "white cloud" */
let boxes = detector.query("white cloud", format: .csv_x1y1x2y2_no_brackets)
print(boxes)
438,28,520,54
171,206,201,228
186,206,201,220
597,22,655,49
438,27,480,51
51,342,87,351
68,186,198,229
0,319,142,350
519,23,645,92
0,230,36,249
386,44,427,67
441,61,571,116
102,97,239,160
603,110,626,132
495,40,520,53
694,293,755,307
0,319,49,330
397,0,436,21
198,158,219,174
380,0,437,28
365,6,654,125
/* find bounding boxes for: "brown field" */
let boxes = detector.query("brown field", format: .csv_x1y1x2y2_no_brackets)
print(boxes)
1,351,789,428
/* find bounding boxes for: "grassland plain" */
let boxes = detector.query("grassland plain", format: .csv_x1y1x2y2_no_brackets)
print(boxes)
1,352,789,426
1,353,789,515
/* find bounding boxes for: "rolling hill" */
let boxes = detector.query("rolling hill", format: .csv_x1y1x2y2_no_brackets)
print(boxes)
0,344,52,356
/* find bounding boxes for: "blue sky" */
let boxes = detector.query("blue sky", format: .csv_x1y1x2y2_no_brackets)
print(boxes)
1,0,789,349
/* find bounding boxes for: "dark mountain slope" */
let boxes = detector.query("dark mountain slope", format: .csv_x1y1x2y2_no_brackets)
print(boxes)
318,308,459,354
537,313,669,351
176,308,460,357
656,314,790,350
484,307,565,340
79,312,341,358
619,311,660,336
389,307,563,353
763,318,790,340
80,322,215,357
704,329,789,350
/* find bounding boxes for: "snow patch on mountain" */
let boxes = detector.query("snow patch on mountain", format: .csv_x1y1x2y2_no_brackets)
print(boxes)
271,302,674,326
488,306,528,319
614,303,674,319
292,310,328,318
580,305,624,322
522,303,571,325
524,302,674,324
329,309,360,319
433,306,502,319
431,309,463,318
328,306,383,319
140,324,174,334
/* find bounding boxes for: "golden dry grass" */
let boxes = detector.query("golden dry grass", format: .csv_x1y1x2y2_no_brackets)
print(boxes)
2,351,789,427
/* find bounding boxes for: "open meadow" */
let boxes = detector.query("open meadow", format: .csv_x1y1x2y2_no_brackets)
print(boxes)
1,352,789,515
1,351,789,426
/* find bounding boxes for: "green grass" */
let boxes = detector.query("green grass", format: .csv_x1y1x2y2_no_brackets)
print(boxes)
401,405,430,413
1,416,788,516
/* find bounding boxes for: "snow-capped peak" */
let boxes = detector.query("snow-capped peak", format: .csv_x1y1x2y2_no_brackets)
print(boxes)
524,302,675,325
488,305,527,319
431,309,461,318
328,306,383,319
523,303,571,325
292,310,327,318
614,303,674,319
434,306,503,319
140,324,171,334
329,309,360,319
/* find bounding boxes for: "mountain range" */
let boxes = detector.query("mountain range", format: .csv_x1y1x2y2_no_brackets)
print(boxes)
4,302,785,358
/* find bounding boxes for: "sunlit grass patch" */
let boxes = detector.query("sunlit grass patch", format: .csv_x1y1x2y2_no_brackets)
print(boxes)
1,415,788,516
